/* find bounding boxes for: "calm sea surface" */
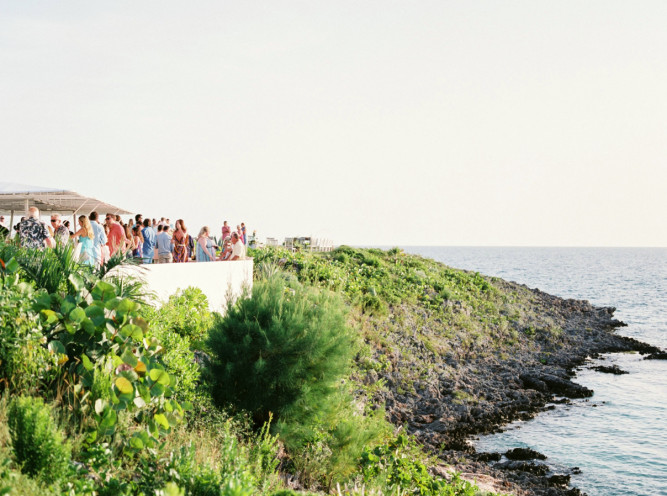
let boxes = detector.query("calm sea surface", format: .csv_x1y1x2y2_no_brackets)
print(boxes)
401,248,667,496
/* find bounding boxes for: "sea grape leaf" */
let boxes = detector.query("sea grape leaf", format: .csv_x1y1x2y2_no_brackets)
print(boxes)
121,324,143,341
117,298,138,314
5,258,19,274
150,383,165,397
129,436,144,450
154,413,170,430
121,348,138,367
82,319,96,335
117,368,139,383
85,305,106,326
92,281,116,303
95,399,107,415
134,316,148,332
104,297,122,311
60,299,76,316
41,309,59,325
98,408,117,436
81,353,94,371
134,361,147,375
115,377,133,395
149,369,170,386
33,292,52,311
68,273,85,292
48,340,66,355
69,307,86,323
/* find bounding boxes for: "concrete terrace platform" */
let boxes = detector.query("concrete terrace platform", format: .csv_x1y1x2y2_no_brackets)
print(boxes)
114,259,253,312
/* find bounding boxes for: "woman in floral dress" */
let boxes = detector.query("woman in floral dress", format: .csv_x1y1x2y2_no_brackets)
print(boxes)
172,219,190,263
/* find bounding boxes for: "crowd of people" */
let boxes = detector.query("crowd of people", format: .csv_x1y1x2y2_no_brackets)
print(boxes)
2,207,252,267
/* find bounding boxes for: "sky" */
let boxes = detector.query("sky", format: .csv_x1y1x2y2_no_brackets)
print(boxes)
1,1,666,246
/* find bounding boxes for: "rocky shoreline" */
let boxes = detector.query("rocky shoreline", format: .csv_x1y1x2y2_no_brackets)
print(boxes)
370,281,665,496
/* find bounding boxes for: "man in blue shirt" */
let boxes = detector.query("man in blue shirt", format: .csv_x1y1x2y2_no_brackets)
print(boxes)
155,224,173,263
89,211,108,266
141,218,156,264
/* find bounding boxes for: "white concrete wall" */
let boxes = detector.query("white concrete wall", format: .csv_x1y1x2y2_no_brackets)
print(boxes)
113,259,253,312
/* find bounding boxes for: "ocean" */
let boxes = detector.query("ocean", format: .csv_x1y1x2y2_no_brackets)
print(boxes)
401,247,667,496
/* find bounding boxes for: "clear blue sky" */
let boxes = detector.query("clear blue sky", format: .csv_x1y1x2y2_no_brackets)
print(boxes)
2,1,666,246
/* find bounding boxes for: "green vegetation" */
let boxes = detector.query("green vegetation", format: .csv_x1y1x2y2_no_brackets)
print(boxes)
208,275,355,426
7,396,71,481
251,246,553,398
360,434,477,495
0,239,520,495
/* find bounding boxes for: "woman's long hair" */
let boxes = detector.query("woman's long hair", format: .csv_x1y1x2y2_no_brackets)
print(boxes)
197,226,209,238
78,215,95,240
133,225,144,243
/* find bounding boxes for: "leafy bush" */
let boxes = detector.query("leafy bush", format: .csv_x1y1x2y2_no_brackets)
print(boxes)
360,434,477,495
284,404,388,489
7,396,71,481
37,278,187,453
150,328,202,405
359,293,387,316
0,258,56,394
141,287,215,405
146,287,214,344
208,275,356,429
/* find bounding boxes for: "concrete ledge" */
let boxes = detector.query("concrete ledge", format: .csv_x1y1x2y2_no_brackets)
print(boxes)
113,259,253,312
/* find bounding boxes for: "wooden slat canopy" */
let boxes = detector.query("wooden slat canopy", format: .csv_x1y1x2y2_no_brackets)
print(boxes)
0,182,132,215
0,182,132,237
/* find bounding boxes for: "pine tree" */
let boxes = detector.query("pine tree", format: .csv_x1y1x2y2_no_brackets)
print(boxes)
208,275,356,430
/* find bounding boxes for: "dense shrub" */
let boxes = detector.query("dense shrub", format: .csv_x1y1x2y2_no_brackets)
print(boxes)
141,287,215,405
360,434,477,495
149,326,202,405
208,275,389,488
146,287,215,344
208,275,356,428
0,259,56,393
36,278,187,454
7,396,71,481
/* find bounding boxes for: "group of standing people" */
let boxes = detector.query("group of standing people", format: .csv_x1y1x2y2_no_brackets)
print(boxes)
7,208,249,266
11,207,117,267
141,216,247,264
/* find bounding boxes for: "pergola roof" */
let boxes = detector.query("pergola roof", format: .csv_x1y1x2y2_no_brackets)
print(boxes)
0,182,132,215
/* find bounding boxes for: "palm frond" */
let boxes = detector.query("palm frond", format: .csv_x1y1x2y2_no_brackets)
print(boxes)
15,242,85,294
96,250,139,279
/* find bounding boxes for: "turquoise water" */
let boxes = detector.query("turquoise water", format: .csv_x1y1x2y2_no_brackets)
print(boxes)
402,248,667,496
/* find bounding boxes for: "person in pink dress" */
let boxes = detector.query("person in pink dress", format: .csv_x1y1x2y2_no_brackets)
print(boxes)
221,221,231,240
105,213,126,257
